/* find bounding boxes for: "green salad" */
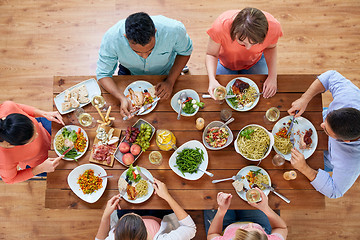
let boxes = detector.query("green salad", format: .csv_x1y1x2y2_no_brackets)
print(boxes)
175,148,204,176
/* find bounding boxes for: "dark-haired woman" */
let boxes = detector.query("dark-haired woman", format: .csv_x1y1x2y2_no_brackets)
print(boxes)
0,101,64,183
206,8,283,99
95,179,196,240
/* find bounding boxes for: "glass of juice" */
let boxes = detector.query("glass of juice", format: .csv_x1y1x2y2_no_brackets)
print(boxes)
149,151,163,165
156,129,177,151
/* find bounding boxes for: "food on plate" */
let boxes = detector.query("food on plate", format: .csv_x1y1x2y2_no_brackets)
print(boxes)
156,129,176,151
92,143,117,165
135,123,153,151
175,148,204,176
61,84,89,112
91,126,119,165
56,127,86,159
246,169,269,191
227,79,258,109
130,144,141,155
135,179,148,198
232,180,244,192
125,126,140,143
237,126,270,160
62,102,71,112
125,165,142,183
119,142,130,153
124,165,147,200
246,189,262,203
274,127,293,155
205,127,229,148
55,134,65,151
74,131,87,152
95,105,115,127
299,128,313,149
118,177,128,192
122,153,135,165
127,86,155,110
77,169,103,194
127,184,137,200
179,97,204,114
196,118,205,130
70,97,80,108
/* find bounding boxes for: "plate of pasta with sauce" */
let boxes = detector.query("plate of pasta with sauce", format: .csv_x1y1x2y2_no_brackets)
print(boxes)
272,116,318,161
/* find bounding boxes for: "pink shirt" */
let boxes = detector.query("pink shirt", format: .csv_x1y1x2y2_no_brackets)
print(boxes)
207,10,283,70
142,216,161,239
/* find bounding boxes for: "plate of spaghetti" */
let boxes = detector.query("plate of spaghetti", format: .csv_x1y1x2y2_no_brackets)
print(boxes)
272,116,318,161
67,164,107,203
225,77,260,111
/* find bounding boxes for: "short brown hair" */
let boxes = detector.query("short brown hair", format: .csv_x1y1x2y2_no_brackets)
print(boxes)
114,213,147,240
234,228,268,240
230,7,268,44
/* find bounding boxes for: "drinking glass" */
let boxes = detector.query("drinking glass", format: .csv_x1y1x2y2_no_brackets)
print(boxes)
91,95,108,111
220,109,232,122
149,151,163,165
75,107,96,128
283,170,297,180
272,154,286,167
264,107,280,124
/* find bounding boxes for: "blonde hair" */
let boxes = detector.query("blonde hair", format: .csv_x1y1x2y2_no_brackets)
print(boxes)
234,228,268,240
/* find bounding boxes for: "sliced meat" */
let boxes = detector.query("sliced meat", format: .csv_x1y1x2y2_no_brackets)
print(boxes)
232,79,250,95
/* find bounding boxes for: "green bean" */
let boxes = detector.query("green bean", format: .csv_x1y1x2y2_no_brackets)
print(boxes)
175,148,204,176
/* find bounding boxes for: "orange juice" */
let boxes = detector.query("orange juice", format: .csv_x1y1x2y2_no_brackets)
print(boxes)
156,130,176,151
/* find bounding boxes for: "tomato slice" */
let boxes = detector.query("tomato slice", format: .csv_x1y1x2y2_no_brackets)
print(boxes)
132,171,137,180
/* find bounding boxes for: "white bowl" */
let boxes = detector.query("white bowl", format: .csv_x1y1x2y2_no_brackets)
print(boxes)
202,121,233,150
234,124,274,161
170,89,200,117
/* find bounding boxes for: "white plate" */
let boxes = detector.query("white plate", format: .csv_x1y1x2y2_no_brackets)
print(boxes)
202,121,233,150
235,166,271,201
170,89,200,117
119,167,154,204
54,125,89,161
169,140,209,180
272,116,318,161
54,78,101,115
124,80,157,115
234,124,274,161
67,164,107,203
225,77,260,111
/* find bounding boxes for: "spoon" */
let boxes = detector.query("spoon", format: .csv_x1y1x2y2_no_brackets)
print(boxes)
219,117,234,128
198,167,214,177
177,92,187,120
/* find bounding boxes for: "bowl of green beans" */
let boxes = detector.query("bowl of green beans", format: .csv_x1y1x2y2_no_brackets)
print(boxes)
169,140,209,180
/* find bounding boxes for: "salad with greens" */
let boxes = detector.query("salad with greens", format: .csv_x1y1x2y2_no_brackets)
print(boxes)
125,164,142,183
179,97,204,114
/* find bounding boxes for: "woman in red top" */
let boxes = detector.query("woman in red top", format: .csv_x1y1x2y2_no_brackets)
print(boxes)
206,8,283,99
0,101,64,184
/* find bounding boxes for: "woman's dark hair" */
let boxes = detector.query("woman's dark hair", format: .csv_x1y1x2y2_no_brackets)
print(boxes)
230,7,268,44
114,213,147,240
125,12,156,46
326,107,360,140
0,113,34,146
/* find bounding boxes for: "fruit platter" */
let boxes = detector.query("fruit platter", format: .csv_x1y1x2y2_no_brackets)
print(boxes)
114,119,155,167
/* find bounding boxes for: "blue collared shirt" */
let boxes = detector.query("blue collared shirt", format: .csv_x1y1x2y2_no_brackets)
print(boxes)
96,15,193,80
311,70,360,198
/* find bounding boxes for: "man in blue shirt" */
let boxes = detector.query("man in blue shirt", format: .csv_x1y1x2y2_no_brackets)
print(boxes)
288,70,360,198
96,12,193,118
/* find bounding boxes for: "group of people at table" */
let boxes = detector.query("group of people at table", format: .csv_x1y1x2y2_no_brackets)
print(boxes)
0,8,359,240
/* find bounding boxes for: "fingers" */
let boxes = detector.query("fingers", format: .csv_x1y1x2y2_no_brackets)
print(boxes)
208,88,216,100
55,112,65,125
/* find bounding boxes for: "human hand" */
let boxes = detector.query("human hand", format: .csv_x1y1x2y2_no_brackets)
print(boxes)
290,148,308,172
153,178,171,201
287,97,308,117
262,76,277,98
156,79,174,99
42,111,65,125
208,79,222,100
248,188,269,212
217,192,232,213
39,155,63,173
103,194,121,218
119,96,133,119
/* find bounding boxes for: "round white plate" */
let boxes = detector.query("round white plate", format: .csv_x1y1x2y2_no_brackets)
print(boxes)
225,77,260,111
124,80,158,115
235,165,271,201
202,121,233,150
54,125,89,161
170,89,200,117
272,116,318,161
234,124,274,161
120,167,154,204
67,163,107,203
169,140,209,180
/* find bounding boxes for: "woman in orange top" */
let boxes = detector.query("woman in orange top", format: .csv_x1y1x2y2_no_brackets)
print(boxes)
206,8,283,99
0,101,64,184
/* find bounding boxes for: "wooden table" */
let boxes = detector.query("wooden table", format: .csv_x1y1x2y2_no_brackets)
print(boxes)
46,74,326,210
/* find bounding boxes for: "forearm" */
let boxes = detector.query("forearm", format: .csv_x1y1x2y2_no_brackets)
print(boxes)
262,206,287,229
301,79,326,102
299,165,318,181
95,215,111,240
166,55,190,85
263,46,277,79
164,195,188,221
98,77,125,101
207,209,226,239
206,54,218,83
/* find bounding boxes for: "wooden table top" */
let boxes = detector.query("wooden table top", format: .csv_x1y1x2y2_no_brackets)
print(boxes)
46,74,326,210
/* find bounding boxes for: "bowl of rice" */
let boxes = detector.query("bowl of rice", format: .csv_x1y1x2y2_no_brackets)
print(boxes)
234,124,274,161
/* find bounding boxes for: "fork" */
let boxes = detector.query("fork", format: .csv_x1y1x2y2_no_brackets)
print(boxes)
119,189,126,198
212,175,242,184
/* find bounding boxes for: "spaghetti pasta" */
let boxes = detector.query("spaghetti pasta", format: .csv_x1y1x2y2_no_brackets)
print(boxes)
237,126,270,160
55,134,65,151
274,135,293,155
135,179,148,198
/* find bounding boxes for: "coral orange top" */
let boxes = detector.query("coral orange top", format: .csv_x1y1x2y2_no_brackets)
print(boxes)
207,10,283,70
0,101,51,183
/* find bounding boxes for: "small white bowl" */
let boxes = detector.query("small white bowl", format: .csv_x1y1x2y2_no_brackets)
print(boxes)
170,89,200,117
234,124,274,161
202,121,233,150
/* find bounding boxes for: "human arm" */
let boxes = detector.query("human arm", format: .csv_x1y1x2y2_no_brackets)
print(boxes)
290,148,317,181
206,37,223,99
33,109,64,125
249,189,288,239
207,192,232,240
31,155,63,176
95,194,121,240
262,44,278,98
155,54,190,99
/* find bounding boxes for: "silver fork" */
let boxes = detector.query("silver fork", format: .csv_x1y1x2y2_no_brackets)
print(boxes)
212,175,242,184
119,189,126,198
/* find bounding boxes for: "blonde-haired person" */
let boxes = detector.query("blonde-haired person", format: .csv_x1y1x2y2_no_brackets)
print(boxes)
95,178,196,240
205,189,287,240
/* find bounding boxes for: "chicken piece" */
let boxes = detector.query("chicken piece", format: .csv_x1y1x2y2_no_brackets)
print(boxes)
128,88,144,106
127,184,137,200
232,79,250,95
64,138,74,148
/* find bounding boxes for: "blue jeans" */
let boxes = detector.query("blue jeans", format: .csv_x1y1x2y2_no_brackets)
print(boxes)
118,64,131,75
216,54,268,75
203,209,272,235
36,117,51,135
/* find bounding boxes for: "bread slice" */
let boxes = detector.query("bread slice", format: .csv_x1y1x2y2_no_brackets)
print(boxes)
70,96,80,108
78,95,89,104
147,86,156,97
62,102,71,112
64,90,71,102
70,87,79,99
78,84,88,97
232,180,244,192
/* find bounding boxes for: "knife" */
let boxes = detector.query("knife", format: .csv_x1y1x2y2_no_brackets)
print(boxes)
138,169,154,184
261,183,290,203
286,110,299,145
123,97,160,120
202,94,236,99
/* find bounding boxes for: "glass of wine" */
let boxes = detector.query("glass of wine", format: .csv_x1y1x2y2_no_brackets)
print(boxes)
91,95,108,111
264,107,280,124
75,107,96,128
